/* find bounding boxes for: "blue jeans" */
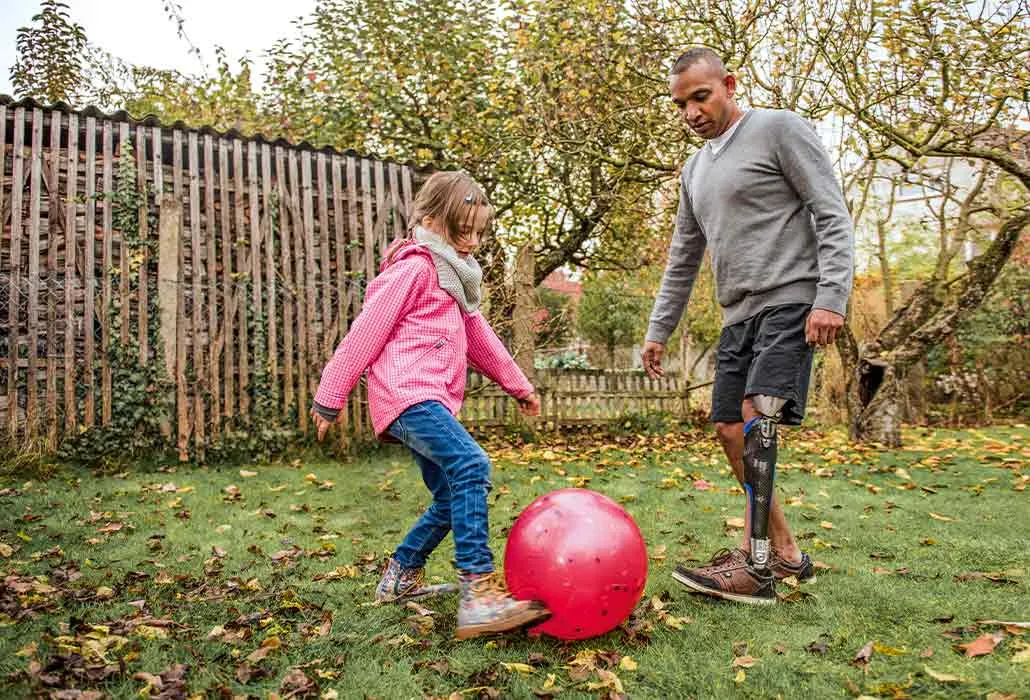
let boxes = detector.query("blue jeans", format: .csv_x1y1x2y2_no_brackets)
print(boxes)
387,401,494,574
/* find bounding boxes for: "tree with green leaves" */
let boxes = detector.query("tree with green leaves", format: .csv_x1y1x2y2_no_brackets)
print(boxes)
576,272,649,368
10,0,88,103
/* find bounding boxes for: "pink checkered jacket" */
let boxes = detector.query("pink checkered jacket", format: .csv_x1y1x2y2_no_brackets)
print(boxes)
313,240,535,437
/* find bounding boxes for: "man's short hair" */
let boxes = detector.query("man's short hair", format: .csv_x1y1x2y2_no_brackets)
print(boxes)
670,47,727,76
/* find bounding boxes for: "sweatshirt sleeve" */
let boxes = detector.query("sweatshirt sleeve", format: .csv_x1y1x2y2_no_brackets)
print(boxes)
464,312,535,399
646,164,708,344
312,260,430,416
774,112,855,317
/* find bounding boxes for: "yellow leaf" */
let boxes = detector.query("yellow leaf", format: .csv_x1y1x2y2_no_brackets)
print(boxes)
240,470,258,478
873,643,908,656
135,624,169,640
501,662,535,674
820,521,835,530
96,586,115,600
929,512,956,522
734,669,746,683
924,665,963,682
1011,648,1030,664
725,517,746,529
0,543,14,557
304,473,319,483
619,656,638,671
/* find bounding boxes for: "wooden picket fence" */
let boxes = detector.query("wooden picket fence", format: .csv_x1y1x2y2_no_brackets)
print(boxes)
460,369,696,427
0,97,420,456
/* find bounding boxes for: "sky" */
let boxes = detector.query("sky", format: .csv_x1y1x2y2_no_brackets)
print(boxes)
0,0,316,96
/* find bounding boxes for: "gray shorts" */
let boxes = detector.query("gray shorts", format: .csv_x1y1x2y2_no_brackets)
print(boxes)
710,303,814,426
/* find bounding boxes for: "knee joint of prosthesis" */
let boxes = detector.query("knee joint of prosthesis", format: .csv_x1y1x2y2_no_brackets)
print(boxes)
744,395,786,569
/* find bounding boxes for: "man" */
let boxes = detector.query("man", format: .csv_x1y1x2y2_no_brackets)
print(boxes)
642,47,854,605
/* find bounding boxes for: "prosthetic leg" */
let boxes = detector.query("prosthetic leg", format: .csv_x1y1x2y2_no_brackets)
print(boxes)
743,395,785,573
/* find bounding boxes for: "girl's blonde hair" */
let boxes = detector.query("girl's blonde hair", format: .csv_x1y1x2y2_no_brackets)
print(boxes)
408,171,494,246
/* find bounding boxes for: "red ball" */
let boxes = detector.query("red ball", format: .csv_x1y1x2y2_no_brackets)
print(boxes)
504,488,648,640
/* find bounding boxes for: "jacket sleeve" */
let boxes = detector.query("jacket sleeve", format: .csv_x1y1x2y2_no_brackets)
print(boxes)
464,312,535,399
312,260,430,416
646,163,708,344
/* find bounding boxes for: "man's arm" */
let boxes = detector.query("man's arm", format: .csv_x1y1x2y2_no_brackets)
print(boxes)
645,166,708,345
774,112,855,318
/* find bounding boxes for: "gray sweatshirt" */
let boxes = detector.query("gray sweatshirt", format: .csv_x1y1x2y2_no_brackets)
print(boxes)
646,109,854,342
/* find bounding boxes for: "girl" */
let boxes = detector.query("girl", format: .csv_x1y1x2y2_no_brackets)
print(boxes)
311,171,550,640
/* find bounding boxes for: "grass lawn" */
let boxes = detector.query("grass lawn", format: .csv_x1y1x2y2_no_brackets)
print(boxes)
0,423,1027,699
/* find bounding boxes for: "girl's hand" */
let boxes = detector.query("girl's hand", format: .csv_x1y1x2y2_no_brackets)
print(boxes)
311,409,343,441
518,392,541,417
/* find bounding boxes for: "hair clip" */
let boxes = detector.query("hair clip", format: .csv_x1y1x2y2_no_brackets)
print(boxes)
464,193,474,203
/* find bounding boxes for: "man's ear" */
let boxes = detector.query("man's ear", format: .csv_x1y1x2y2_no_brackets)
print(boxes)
724,73,737,98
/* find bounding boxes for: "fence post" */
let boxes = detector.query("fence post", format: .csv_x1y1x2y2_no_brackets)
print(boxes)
157,196,182,440
512,245,536,429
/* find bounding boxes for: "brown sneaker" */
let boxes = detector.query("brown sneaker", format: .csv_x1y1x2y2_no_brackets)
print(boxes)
672,548,776,605
768,550,816,583
456,571,551,640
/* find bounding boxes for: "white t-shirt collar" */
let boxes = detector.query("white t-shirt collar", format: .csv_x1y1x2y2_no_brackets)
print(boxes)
708,108,751,156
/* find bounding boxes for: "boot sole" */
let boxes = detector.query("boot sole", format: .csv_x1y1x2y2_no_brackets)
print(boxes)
375,585,459,605
455,605,552,640
672,570,777,606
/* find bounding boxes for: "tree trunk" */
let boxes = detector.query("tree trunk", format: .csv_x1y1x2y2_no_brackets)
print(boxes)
839,210,1030,446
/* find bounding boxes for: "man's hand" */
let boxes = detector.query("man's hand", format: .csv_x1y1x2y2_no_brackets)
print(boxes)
518,392,541,417
311,409,343,442
805,309,845,347
641,341,666,379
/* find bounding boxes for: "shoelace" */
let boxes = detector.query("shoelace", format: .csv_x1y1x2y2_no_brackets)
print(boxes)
706,548,745,567
400,567,426,590
469,572,509,597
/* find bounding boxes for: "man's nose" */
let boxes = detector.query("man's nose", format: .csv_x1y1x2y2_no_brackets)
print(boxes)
686,104,700,122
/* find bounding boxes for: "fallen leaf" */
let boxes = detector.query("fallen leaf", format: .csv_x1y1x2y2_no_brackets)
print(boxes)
1009,647,1030,664
976,620,1030,629
725,517,745,529
923,665,963,683
247,635,282,662
619,656,638,671
960,631,1005,657
820,521,835,530
852,641,874,667
95,586,115,600
501,662,535,674
873,643,907,656
732,656,756,668
807,637,830,655
240,470,258,478
929,512,956,522
734,669,746,683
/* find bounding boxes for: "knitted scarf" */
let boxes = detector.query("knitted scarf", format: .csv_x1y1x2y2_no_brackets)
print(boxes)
413,226,483,313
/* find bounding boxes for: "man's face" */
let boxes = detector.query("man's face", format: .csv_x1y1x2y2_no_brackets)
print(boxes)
669,60,737,140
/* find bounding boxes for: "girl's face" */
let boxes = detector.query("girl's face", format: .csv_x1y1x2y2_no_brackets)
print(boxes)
423,204,491,257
